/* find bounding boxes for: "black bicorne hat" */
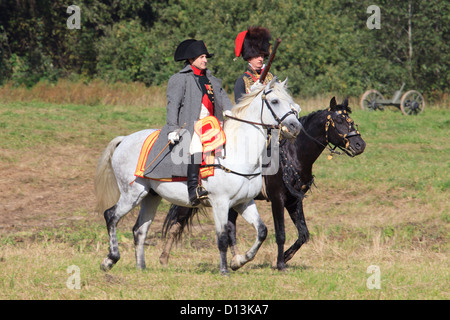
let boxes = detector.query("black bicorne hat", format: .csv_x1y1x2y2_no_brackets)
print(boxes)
174,39,214,62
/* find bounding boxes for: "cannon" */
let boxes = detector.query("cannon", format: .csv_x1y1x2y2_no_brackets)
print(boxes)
360,83,425,115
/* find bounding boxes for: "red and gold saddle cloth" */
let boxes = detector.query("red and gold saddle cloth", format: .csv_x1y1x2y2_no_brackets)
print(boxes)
134,116,226,181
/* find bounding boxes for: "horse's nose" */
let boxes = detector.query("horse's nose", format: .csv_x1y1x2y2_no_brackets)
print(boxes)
287,119,302,137
358,139,366,150
353,139,366,154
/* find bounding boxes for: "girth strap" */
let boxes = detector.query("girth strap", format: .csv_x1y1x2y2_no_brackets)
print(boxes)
200,164,261,177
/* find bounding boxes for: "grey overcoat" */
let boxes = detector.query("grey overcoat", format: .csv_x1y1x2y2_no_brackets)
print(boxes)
143,64,233,179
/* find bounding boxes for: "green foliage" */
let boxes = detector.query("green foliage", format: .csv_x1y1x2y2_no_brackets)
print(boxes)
96,20,149,82
0,0,448,97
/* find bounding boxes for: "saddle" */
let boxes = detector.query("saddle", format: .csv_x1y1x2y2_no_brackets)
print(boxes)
134,116,226,181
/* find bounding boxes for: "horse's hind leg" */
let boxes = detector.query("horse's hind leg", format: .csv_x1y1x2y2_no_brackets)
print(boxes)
101,192,146,271
101,205,121,271
230,201,267,271
133,194,161,270
159,205,191,266
159,222,181,266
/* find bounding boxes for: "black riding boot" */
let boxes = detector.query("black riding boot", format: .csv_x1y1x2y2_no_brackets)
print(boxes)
187,153,208,206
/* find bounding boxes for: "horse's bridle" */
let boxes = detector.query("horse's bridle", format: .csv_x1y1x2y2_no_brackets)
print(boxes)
260,89,299,128
301,108,361,158
207,88,299,177
225,88,299,132
324,109,361,157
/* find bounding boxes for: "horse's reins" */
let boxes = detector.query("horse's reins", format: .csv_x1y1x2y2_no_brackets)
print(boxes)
278,108,361,200
209,88,298,178
224,89,298,130
205,38,297,178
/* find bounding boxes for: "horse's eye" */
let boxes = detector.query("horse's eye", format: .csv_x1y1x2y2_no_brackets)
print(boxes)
271,99,279,104
334,117,343,124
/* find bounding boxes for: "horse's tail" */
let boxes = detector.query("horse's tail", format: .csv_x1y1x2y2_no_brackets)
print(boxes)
162,204,201,241
94,136,124,214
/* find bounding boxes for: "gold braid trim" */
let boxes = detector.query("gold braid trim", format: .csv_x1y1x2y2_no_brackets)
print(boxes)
243,71,274,93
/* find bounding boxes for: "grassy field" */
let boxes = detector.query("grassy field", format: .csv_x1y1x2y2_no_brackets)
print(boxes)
0,92,448,300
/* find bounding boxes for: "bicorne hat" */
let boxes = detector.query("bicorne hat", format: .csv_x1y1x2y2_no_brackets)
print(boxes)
174,39,214,62
235,27,271,60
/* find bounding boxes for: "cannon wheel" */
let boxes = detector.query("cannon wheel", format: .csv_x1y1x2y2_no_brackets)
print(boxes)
400,90,425,115
360,89,385,111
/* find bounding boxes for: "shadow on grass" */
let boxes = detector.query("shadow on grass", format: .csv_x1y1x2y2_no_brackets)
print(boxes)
193,261,312,275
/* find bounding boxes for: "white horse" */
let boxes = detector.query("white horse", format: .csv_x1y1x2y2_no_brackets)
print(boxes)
94,77,301,275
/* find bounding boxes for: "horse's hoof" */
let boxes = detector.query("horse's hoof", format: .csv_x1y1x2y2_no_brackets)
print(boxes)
277,264,288,272
100,258,115,272
272,260,287,271
159,255,169,267
220,269,230,277
230,254,246,271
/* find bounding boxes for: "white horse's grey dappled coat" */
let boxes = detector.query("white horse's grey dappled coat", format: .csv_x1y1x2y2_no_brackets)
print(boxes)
94,78,301,275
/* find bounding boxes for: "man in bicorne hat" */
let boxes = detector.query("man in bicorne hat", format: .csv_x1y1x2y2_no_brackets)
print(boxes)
233,26,274,103
144,39,232,206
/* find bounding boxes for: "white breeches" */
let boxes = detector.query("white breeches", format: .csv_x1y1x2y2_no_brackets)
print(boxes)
189,104,210,155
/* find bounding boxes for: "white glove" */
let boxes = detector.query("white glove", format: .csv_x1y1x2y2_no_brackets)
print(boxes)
168,131,180,144
250,80,261,92
223,110,233,118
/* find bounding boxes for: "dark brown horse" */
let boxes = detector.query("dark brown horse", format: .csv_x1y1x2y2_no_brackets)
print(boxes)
159,97,366,270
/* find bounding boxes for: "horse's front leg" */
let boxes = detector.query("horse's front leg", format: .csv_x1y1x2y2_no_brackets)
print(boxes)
230,200,267,271
227,208,240,257
284,198,309,263
212,201,231,276
271,198,287,271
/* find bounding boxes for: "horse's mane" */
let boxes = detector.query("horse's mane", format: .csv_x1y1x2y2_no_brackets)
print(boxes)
331,103,352,114
231,85,264,117
225,82,292,133
298,103,352,126
231,82,292,118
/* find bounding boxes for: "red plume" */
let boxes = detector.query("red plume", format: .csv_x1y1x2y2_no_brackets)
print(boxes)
235,30,248,57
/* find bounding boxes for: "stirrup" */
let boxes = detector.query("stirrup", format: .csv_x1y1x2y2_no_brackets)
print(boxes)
190,185,209,206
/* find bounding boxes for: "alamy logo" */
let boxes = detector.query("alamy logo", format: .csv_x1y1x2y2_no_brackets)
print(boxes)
366,265,381,289
366,5,381,29
67,5,81,29
66,265,81,289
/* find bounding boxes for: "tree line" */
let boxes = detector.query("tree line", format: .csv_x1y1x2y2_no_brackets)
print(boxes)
0,0,448,99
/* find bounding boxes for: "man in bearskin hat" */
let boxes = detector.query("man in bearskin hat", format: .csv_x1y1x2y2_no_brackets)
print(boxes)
233,26,274,103
144,39,233,206
227,26,276,253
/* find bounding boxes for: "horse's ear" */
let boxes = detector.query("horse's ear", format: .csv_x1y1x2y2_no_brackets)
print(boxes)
281,77,288,88
329,97,337,109
267,76,278,89
342,97,349,107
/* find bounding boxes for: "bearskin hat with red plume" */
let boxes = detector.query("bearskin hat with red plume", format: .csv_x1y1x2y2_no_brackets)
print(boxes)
235,26,271,61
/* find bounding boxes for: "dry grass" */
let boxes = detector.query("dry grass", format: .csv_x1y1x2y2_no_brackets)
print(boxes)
1,79,447,112
0,80,167,108
0,82,448,300
0,80,353,112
